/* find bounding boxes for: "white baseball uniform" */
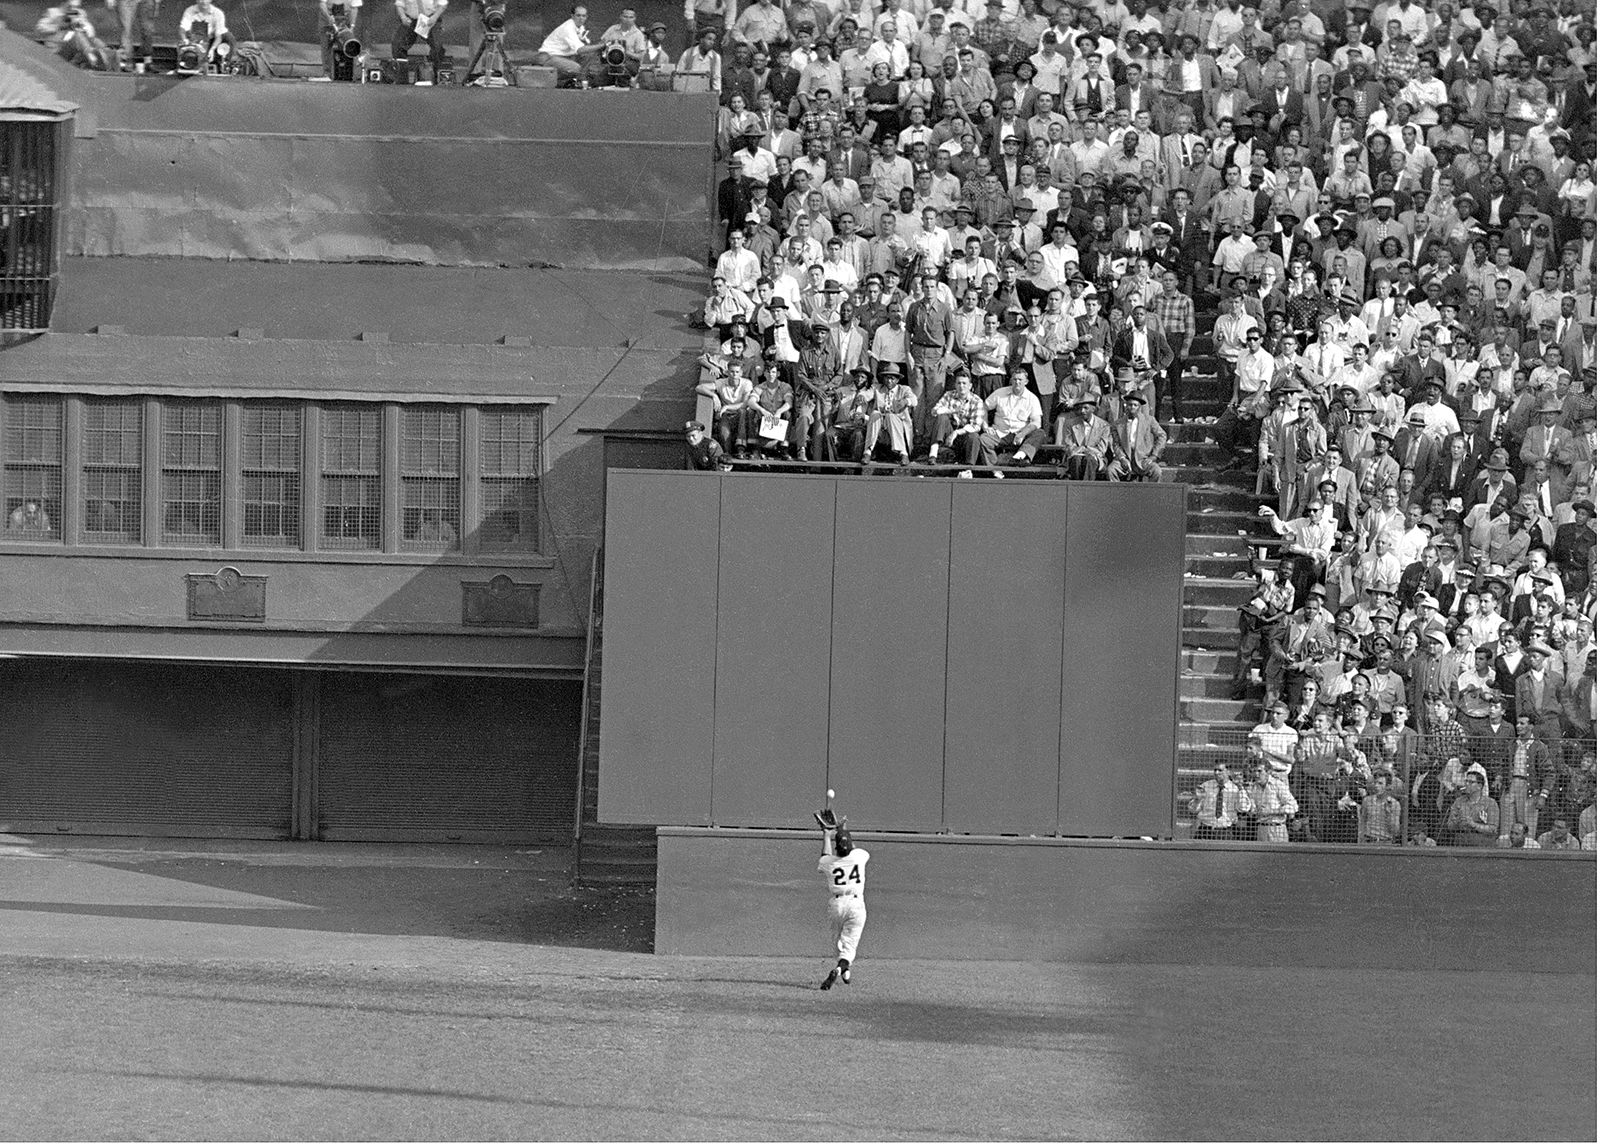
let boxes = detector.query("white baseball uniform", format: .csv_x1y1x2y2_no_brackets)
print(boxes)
818,845,870,962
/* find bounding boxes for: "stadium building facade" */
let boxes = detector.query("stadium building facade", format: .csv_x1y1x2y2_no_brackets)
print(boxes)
0,33,712,842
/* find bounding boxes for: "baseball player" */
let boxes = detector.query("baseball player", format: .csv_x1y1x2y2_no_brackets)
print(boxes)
816,811,869,991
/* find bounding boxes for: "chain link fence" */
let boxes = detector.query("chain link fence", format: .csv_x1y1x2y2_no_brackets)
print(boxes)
1178,728,1596,850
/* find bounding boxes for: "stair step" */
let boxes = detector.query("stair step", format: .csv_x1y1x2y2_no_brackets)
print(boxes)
575,866,658,886
1169,466,1256,490
1185,532,1252,556
1186,486,1267,512
1179,718,1257,742
1182,625,1237,649
1187,509,1272,536
1184,602,1248,629
1163,439,1218,460
1185,555,1255,577
1160,421,1221,443
1180,696,1259,722
1183,648,1240,674
1183,576,1258,606
1180,671,1250,699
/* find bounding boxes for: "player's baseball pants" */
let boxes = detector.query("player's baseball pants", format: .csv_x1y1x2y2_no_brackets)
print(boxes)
829,894,866,962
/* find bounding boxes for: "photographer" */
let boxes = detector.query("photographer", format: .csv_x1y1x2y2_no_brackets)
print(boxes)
318,0,362,76
178,0,239,64
534,5,603,86
584,6,644,86
391,0,446,74
36,2,112,70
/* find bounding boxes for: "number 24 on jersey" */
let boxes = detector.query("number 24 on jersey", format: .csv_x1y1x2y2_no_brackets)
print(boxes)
832,865,862,886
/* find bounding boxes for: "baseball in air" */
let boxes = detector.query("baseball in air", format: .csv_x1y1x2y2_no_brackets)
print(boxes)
827,789,835,800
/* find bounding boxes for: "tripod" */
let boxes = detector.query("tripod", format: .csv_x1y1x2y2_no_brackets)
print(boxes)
464,29,515,85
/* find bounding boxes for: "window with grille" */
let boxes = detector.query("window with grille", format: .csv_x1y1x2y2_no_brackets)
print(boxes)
242,404,301,548
321,404,381,550
82,398,143,544
3,394,62,539
0,120,64,332
479,406,542,552
400,406,460,551
160,401,222,546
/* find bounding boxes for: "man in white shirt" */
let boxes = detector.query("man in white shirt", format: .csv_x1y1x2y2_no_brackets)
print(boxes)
979,368,1046,468
714,229,762,295
181,0,238,58
1037,220,1079,290
863,19,911,77
535,4,601,82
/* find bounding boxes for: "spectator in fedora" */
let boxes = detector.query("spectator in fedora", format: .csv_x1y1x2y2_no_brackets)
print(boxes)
1052,390,1114,480
1107,387,1167,482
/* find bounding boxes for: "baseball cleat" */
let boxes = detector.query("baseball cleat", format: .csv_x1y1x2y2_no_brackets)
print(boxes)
820,970,837,991
840,967,851,985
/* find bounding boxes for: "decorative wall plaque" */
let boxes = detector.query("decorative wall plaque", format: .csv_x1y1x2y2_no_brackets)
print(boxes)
186,566,267,622
462,574,540,629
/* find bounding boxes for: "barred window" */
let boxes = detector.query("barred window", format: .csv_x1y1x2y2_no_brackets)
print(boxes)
242,404,301,549
160,401,222,546
0,120,64,332
3,394,62,540
479,406,542,552
82,398,143,544
321,404,381,550
400,406,460,551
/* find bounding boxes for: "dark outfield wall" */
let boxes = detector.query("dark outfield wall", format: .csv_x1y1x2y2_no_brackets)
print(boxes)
598,470,1186,839
657,830,1599,971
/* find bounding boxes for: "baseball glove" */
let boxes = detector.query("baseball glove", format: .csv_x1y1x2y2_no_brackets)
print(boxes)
813,808,840,830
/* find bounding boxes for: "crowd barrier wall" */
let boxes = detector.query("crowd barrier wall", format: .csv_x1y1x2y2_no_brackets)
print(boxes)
598,470,1186,839
655,828,1598,970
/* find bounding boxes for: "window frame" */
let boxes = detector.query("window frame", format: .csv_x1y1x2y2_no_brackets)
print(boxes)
240,403,303,550
79,396,146,546
319,402,384,553
1,392,63,542
0,392,550,563
399,404,463,554
477,404,544,554
159,399,224,547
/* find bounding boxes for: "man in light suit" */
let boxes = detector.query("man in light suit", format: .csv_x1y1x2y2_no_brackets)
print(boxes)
1352,427,1401,509
1519,396,1575,489
1513,643,1565,744
1052,390,1115,480
1560,316,1595,378
1391,408,1442,491
1108,383,1167,481
1294,444,1360,527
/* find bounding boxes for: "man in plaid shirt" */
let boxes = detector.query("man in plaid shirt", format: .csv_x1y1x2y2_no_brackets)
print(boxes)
928,370,986,469
1152,269,1195,423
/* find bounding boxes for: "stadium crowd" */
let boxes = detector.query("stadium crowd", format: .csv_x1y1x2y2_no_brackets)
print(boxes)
685,0,1597,846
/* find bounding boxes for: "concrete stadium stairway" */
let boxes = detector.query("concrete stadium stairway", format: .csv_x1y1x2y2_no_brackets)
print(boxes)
1166,332,1281,835
573,558,660,887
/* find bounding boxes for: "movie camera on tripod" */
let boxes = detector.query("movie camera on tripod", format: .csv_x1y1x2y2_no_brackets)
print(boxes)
464,0,514,86
324,0,364,81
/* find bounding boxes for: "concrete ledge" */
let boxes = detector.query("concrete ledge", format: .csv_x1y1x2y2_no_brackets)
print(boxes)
656,828,1596,971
